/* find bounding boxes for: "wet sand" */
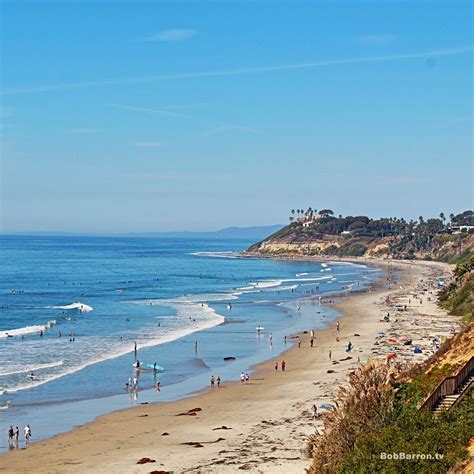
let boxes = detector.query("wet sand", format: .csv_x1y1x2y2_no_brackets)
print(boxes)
0,259,456,473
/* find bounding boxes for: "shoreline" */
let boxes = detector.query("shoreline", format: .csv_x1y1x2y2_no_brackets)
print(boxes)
0,258,457,473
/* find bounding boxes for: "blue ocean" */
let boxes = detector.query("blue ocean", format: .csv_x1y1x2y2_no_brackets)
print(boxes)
0,235,379,449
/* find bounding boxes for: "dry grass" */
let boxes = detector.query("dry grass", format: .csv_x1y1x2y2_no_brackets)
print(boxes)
307,359,402,473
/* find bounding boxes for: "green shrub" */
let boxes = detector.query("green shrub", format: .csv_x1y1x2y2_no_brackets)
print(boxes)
339,397,474,473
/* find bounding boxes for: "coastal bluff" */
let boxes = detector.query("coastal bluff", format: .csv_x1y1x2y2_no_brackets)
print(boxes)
243,212,474,262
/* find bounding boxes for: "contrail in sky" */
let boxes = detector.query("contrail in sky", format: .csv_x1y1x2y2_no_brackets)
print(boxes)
2,46,472,95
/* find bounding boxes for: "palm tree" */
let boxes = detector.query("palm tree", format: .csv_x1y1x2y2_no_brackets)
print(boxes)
439,212,446,230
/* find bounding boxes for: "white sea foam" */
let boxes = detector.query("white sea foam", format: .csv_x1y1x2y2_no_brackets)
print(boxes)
248,280,284,289
328,261,368,268
0,360,64,377
235,276,332,295
50,302,93,312
1,302,225,394
189,251,239,259
296,272,309,276
0,320,56,339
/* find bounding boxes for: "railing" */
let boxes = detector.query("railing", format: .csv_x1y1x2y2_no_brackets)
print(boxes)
452,379,474,410
419,356,474,412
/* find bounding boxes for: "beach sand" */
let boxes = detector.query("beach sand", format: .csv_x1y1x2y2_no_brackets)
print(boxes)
0,259,457,473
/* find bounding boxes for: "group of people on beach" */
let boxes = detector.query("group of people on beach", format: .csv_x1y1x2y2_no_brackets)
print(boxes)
210,375,221,388
274,360,286,371
7,424,31,449
240,372,250,383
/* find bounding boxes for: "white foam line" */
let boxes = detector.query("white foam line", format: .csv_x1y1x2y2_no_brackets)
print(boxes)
189,251,239,259
1,304,224,395
49,302,93,312
0,320,56,339
0,360,64,377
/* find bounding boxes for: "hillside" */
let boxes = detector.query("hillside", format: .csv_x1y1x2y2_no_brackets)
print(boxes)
308,257,474,473
245,210,474,262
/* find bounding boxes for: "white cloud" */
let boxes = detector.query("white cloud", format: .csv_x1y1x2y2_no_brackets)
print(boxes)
112,104,192,119
203,123,260,136
435,115,473,128
0,106,14,117
71,128,99,134
381,177,424,185
145,29,197,42
357,35,396,47
134,141,161,147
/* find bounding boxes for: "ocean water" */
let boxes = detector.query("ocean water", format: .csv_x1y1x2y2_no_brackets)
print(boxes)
0,235,380,449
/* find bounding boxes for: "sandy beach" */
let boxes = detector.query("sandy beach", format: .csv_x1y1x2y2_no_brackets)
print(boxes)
0,259,457,473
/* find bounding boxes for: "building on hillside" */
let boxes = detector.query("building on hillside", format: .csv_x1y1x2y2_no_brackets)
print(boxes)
451,225,474,234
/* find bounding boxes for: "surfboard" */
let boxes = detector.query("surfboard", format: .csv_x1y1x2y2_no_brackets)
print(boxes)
145,364,165,372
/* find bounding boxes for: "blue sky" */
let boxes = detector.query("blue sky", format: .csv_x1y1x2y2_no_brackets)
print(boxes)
1,0,472,233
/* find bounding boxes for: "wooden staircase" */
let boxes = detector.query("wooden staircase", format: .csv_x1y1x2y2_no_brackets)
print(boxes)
419,356,474,414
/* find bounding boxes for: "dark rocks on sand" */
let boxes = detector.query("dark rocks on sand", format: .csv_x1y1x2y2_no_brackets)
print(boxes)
327,369,336,373
136,457,156,464
177,407,202,416
354,333,360,336
161,432,169,436
213,425,232,430
181,442,204,448
224,357,236,361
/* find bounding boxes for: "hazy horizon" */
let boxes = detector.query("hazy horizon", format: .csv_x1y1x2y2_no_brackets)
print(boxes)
1,1,472,233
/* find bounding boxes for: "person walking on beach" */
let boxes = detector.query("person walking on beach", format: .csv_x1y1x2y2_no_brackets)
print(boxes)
24,424,31,445
240,372,245,383
245,373,249,382
329,349,332,360
336,321,340,332
281,360,286,371
210,375,215,388
14,426,19,446
298,338,301,348
347,341,352,352
217,376,221,388
274,361,278,371
7,426,14,447
310,337,314,347
311,404,318,420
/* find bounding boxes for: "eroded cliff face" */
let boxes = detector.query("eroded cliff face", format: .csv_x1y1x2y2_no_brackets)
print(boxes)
245,232,474,262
